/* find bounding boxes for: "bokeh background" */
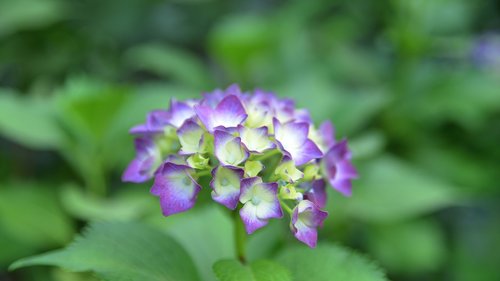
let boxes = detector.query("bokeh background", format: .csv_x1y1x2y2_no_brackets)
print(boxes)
1,0,500,280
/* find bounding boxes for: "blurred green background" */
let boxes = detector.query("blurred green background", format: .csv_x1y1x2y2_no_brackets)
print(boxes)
1,0,500,280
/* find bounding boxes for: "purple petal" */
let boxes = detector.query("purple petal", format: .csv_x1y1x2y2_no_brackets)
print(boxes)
214,95,248,128
240,203,268,234
238,125,275,153
151,162,201,216
323,140,358,196
303,180,327,209
130,110,170,135
122,137,161,182
214,130,249,166
274,118,322,165
239,177,282,233
291,139,323,166
319,121,336,149
291,200,328,248
210,166,244,209
294,109,312,124
194,105,216,132
177,119,205,154
167,100,195,128
274,118,309,149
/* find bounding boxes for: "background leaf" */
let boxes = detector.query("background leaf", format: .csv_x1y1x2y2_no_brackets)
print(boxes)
276,243,387,281
10,222,200,281
0,183,73,268
0,89,63,150
213,259,291,281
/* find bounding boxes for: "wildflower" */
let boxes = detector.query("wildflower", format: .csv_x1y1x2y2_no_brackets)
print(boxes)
123,84,357,247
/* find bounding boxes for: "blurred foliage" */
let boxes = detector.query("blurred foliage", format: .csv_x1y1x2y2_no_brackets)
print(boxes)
1,0,500,280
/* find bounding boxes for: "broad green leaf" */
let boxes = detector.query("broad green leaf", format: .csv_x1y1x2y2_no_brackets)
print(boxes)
276,243,387,281
330,156,463,223
11,222,200,281
213,259,291,281
60,184,156,221
149,206,234,281
367,219,446,274
0,183,73,248
0,89,63,149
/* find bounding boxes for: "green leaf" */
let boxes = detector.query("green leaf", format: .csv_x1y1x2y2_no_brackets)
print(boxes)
0,89,63,149
60,184,156,222
150,206,234,281
213,259,291,281
276,243,387,281
125,44,212,89
10,221,200,281
0,0,66,36
331,156,462,223
367,219,446,274
0,183,73,268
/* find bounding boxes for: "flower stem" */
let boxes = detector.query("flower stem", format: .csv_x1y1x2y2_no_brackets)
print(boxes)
233,209,247,264
280,200,293,214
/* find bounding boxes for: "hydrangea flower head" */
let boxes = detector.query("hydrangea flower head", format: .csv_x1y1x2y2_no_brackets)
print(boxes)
123,84,358,247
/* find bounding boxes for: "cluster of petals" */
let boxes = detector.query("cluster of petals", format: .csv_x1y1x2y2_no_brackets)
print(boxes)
123,84,358,248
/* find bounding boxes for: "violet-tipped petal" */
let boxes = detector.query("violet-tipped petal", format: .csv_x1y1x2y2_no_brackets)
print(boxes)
291,200,328,248
239,177,283,234
322,140,358,196
195,95,247,133
274,118,323,166
151,162,201,216
210,166,244,209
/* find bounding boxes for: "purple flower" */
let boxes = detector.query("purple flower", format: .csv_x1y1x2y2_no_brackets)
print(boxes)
195,95,247,133
303,180,327,209
214,129,249,166
166,100,195,128
122,137,162,183
151,162,201,216
274,118,323,166
291,200,328,248
177,119,205,155
124,84,358,246
130,110,170,135
239,177,283,234
237,125,275,153
322,140,358,196
210,166,244,209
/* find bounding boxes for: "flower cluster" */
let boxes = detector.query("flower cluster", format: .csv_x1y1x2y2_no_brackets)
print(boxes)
123,84,358,248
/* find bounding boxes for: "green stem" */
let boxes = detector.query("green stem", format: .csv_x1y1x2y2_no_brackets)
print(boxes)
195,170,211,177
280,200,293,214
233,209,247,264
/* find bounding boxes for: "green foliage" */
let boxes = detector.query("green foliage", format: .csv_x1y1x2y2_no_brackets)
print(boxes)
333,156,463,223
213,259,291,281
368,220,447,273
150,206,235,281
125,43,212,89
10,222,200,281
0,0,65,36
1,0,500,280
276,243,387,281
0,89,63,149
0,183,73,268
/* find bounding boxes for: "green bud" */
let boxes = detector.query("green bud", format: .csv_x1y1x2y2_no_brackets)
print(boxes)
244,160,264,177
275,159,303,182
303,164,321,181
187,153,209,169
279,184,303,201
